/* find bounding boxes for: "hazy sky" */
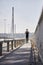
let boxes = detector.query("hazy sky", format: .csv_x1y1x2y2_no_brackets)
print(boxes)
0,0,43,33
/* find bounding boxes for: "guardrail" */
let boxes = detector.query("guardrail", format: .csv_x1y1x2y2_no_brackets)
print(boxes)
0,38,25,56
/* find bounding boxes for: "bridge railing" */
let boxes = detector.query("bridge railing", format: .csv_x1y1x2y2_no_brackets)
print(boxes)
0,38,25,56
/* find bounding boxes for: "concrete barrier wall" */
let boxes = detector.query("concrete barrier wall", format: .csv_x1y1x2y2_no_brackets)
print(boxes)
31,9,43,62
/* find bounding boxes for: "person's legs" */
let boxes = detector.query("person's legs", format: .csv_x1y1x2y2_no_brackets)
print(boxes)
26,38,28,43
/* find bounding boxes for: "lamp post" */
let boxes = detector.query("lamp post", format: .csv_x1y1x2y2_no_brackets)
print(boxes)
8,24,10,34
4,19,6,34
14,24,16,33
0,21,4,33
3,19,7,41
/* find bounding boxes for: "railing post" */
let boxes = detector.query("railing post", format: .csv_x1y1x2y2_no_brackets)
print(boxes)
0,42,2,56
17,41,19,46
7,41,9,52
14,40,16,48
11,41,13,50
16,41,17,47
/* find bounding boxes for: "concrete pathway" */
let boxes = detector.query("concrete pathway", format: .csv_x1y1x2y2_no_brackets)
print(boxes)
0,42,31,65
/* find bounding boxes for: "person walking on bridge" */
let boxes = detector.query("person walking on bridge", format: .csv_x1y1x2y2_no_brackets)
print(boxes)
25,29,29,43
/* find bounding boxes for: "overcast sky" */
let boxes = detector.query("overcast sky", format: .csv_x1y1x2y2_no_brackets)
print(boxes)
0,0,43,33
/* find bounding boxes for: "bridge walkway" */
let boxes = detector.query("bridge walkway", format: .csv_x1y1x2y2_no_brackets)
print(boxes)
0,41,43,65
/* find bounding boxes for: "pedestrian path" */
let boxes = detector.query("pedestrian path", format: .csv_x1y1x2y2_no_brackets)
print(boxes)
0,42,31,65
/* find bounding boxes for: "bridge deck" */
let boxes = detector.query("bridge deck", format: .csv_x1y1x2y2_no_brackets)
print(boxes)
0,42,42,65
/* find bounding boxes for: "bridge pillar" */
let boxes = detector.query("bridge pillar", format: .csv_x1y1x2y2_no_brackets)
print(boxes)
7,42,9,52
11,41,13,50
0,42,2,56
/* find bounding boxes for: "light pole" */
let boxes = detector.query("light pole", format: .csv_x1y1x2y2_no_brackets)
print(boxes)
4,19,6,34
0,21,4,33
8,24,10,34
14,24,16,34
